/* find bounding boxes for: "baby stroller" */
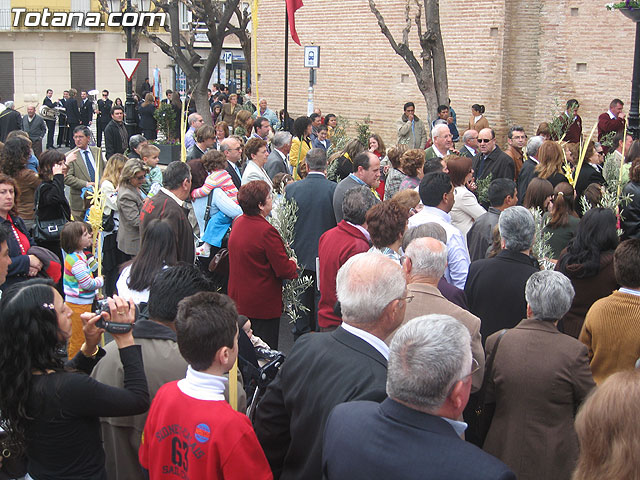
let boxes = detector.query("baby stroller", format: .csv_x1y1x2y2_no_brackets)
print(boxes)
237,327,285,421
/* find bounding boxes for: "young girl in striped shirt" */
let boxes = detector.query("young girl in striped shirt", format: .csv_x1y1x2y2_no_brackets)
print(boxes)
192,150,240,256
61,221,103,357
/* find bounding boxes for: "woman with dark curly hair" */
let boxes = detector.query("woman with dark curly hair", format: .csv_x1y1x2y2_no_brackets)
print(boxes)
0,136,41,231
34,149,71,263
365,200,409,263
555,207,619,337
0,279,148,479
228,180,298,348
398,149,425,191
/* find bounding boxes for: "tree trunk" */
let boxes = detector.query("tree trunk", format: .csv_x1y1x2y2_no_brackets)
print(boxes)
425,0,448,106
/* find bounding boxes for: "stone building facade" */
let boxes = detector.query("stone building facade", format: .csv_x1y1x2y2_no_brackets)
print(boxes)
255,0,635,145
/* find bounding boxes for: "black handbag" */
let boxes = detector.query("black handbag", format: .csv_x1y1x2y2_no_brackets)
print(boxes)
32,184,68,244
0,430,27,480
102,209,115,233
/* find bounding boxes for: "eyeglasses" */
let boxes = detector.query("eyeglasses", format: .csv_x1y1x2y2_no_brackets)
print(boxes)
477,138,492,143
134,174,146,181
398,295,414,304
467,357,481,378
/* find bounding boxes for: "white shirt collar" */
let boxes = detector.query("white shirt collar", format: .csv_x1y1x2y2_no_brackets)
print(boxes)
307,171,326,177
530,156,539,165
474,115,483,123
465,145,476,156
619,287,640,297
346,221,371,242
160,187,186,207
608,110,617,120
275,148,287,161
177,365,227,401
340,323,389,360
433,145,448,158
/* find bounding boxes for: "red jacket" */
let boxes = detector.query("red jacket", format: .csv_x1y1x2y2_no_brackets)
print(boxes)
597,112,625,143
228,214,297,319
317,221,370,328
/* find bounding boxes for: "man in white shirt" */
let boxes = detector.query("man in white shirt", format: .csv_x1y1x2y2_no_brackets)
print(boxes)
184,113,204,151
425,124,453,161
409,171,470,289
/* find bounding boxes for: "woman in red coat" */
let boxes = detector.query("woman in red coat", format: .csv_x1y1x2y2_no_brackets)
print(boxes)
228,180,298,349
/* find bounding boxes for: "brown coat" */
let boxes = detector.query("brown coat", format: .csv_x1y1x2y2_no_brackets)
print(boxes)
483,318,595,480
505,145,524,178
394,282,485,392
469,115,490,132
15,168,41,220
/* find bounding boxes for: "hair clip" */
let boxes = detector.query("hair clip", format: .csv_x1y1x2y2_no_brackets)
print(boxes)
42,303,55,310
557,191,564,196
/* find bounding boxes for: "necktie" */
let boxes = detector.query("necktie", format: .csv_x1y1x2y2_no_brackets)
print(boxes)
84,150,95,182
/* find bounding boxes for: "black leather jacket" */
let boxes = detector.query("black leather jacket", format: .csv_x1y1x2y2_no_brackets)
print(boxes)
621,181,640,240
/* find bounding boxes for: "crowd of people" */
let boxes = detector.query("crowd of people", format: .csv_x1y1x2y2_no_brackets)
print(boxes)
0,88,639,480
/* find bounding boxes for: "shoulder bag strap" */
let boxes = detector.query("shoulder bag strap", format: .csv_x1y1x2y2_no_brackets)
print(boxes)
203,188,214,226
477,328,508,410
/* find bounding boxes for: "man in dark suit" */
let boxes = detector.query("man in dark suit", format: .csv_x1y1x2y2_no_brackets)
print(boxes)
56,90,69,147
221,137,243,189
473,128,516,181
42,89,59,149
322,315,515,480
265,131,292,179
0,101,23,143
104,105,129,159
285,148,337,338
516,135,544,204
465,206,539,342
65,89,81,146
459,129,478,158
96,89,113,148
254,252,408,480
79,90,93,126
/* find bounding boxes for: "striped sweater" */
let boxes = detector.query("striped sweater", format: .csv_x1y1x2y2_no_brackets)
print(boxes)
191,170,238,203
64,250,103,304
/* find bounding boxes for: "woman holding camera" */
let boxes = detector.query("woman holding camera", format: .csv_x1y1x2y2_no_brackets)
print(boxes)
0,279,149,480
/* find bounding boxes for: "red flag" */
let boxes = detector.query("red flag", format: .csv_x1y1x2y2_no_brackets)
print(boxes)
286,0,303,45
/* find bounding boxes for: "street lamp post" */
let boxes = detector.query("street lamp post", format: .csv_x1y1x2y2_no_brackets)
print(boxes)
620,8,640,140
124,0,137,137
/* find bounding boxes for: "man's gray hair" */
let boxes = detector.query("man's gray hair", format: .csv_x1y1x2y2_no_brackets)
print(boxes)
387,315,471,411
129,134,147,150
525,270,575,320
336,252,406,326
404,237,448,279
4,101,14,109
305,148,327,171
431,123,450,140
188,112,202,126
163,161,191,190
462,129,477,143
342,186,376,225
526,135,544,158
272,131,292,149
402,223,447,251
498,206,535,252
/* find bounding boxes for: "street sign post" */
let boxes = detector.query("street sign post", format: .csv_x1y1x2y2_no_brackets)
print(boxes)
304,46,320,115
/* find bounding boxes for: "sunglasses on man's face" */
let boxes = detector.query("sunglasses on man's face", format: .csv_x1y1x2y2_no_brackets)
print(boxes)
478,138,492,143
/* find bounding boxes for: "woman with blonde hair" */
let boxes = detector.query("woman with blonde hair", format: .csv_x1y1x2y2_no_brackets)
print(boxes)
572,369,640,480
117,159,146,258
535,140,567,187
101,153,128,296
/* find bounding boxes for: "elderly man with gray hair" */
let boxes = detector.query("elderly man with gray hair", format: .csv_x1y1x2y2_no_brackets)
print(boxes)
425,123,454,161
318,186,376,330
516,135,545,204
265,130,293,178
465,206,540,341
397,236,485,393
323,314,515,480
255,251,408,480
482,270,595,480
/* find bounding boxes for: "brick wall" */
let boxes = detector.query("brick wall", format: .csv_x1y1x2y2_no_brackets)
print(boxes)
255,0,635,148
